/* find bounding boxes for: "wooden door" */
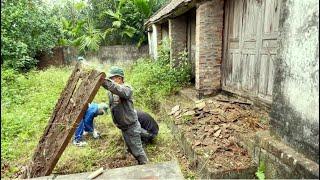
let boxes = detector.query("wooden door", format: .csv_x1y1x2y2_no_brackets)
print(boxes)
222,0,281,104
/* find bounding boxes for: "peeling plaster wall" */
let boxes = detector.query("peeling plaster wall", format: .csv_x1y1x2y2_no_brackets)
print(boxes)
62,45,149,65
169,15,187,66
148,31,154,57
270,0,319,163
151,24,161,59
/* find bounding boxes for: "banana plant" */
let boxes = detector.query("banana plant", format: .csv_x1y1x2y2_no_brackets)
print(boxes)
104,0,138,41
57,1,105,53
104,0,165,46
133,0,153,17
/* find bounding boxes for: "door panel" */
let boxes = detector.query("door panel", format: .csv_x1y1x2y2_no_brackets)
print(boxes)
222,0,280,104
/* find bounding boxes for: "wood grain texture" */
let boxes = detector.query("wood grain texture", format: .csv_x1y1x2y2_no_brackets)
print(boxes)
21,63,106,178
222,0,280,104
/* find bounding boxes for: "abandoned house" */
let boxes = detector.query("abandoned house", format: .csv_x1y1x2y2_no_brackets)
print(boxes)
145,0,319,178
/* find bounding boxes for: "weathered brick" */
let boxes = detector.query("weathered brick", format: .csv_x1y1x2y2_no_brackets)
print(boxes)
195,0,224,97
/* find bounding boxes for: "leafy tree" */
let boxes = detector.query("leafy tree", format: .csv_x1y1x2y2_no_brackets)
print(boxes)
1,0,169,70
89,0,167,46
56,0,168,51
54,0,106,54
73,20,105,53
1,0,62,71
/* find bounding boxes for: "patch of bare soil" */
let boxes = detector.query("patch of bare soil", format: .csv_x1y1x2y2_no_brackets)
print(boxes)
87,124,195,178
103,154,136,169
168,95,269,171
1,162,10,177
92,131,138,169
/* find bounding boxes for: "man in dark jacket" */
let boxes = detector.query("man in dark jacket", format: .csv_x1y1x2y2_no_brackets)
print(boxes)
136,110,159,144
102,66,148,165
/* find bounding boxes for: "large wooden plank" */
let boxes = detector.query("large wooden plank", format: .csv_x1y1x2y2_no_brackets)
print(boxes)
21,63,106,178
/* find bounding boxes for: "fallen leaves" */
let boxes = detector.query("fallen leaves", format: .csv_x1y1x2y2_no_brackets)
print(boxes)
194,140,201,146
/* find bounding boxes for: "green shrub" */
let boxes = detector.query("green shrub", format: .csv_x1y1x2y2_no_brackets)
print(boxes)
1,40,192,176
126,38,191,111
1,0,62,71
255,160,266,180
1,67,71,166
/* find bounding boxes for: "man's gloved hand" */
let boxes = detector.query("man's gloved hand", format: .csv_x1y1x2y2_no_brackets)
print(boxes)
93,129,101,139
98,103,109,115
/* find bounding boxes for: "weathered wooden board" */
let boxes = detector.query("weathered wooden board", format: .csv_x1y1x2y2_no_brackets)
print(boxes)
21,63,106,178
222,0,280,104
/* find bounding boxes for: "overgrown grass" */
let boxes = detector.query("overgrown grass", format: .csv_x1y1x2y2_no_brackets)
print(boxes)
126,39,191,111
1,67,72,177
1,55,191,177
1,42,192,178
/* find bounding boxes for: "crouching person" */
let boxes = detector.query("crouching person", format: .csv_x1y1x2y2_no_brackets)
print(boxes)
102,66,148,165
136,110,159,144
73,102,108,147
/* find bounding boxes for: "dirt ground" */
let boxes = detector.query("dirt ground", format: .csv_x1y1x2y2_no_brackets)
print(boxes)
164,93,270,172
52,118,197,179
46,92,269,179
8,92,269,179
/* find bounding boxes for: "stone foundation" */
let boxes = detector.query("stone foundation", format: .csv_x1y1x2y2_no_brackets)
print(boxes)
239,131,319,179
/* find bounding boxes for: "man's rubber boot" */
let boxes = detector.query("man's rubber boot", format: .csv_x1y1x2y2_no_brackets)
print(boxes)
137,155,148,165
127,147,132,154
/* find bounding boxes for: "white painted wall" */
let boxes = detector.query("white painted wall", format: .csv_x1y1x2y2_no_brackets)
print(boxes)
281,0,319,123
152,24,159,59
270,0,319,162
148,31,154,58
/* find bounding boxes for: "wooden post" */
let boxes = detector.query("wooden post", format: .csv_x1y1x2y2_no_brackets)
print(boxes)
21,63,106,178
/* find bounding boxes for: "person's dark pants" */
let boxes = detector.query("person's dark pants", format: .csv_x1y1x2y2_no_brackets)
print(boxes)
122,121,148,164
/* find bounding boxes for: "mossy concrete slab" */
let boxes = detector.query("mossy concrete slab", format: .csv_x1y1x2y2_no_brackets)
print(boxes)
31,160,184,180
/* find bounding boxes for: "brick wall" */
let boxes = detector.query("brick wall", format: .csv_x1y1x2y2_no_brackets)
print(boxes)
195,0,224,98
169,15,187,67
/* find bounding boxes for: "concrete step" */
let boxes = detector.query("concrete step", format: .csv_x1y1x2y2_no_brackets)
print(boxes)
239,131,319,179
31,160,184,180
